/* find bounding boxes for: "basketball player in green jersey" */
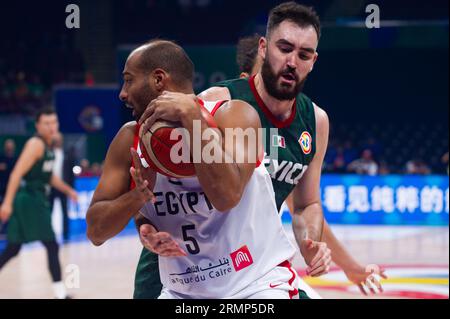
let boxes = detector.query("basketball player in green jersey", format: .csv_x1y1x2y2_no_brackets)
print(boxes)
0,108,78,299
233,33,387,295
135,2,385,298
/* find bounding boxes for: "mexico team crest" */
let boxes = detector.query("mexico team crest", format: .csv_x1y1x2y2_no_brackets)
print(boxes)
299,131,312,154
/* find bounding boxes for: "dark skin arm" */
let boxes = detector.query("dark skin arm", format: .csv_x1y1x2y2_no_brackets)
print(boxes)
139,92,262,212
86,122,155,246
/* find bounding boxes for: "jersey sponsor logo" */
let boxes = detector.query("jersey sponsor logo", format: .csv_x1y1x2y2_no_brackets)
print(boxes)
230,245,254,272
272,135,286,148
299,131,312,155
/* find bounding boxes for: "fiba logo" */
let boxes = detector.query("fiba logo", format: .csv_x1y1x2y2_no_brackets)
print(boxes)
230,245,254,272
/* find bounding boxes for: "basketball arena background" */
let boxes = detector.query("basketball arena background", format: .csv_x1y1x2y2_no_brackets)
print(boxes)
0,0,448,299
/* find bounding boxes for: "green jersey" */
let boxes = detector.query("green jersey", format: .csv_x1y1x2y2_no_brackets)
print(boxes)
216,75,316,210
7,136,56,243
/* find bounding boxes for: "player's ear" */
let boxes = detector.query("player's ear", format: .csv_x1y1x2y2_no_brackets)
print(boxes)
152,68,167,92
259,37,267,60
310,52,319,72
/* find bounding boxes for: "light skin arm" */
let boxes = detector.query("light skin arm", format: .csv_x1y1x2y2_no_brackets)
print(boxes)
86,123,156,246
139,92,262,211
291,105,331,276
50,174,78,201
0,137,44,222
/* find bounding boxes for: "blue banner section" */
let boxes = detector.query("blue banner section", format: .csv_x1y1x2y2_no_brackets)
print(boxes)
53,86,122,145
68,177,135,241
282,175,449,226
67,174,449,239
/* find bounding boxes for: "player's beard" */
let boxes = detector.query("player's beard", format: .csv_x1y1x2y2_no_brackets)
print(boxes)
261,54,306,101
134,83,157,121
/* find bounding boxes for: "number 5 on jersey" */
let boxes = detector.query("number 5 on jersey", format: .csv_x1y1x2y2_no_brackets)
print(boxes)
181,224,200,255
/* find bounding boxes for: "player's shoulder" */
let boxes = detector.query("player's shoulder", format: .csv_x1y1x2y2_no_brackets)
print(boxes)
117,121,138,138
198,86,231,102
22,137,46,159
214,99,260,128
26,136,46,151
110,121,137,150
312,103,329,126
312,102,329,145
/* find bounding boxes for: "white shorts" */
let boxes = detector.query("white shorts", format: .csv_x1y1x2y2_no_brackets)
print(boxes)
298,277,322,299
158,261,300,299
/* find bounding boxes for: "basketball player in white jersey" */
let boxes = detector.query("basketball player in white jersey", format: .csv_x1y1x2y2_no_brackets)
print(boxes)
87,40,302,299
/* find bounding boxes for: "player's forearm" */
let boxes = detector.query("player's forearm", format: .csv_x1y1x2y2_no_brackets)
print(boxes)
180,109,244,211
2,171,22,206
292,202,324,243
86,189,146,245
322,220,361,272
50,175,74,196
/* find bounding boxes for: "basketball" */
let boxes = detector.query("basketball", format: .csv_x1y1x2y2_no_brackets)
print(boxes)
139,104,218,178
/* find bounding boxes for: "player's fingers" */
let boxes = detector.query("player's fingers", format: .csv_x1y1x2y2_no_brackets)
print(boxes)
309,263,330,277
138,104,155,125
358,283,368,296
156,241,181,253
311,254,332,272
130,148,143,170
368,275,383,294
142,112,161,135
365,276,378,294
310,246,328,267
130,167,143,187
379,269,388,279
148,232,172,246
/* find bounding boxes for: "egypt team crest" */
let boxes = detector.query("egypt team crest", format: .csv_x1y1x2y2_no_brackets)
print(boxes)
299,131,312,154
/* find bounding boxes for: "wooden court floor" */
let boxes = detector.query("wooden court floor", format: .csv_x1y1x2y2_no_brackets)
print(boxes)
0,225,448,299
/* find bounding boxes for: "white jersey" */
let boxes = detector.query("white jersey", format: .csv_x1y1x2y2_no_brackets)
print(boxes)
138,100,297,299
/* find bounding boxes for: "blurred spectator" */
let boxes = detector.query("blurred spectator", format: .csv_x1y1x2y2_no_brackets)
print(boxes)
378,160,391,175
442,152,449,175
90,163,102,176
331,146,348,174
78,159,92,177
0,139,18,201
362,137,383,160
348,149,379,176
343,140,358,165
405,158,431,175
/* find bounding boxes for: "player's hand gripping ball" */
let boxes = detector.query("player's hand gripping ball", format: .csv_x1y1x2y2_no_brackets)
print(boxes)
139,104,217,178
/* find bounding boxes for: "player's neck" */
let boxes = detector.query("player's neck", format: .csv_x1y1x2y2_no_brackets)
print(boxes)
254,73,295,122
37,134,52,147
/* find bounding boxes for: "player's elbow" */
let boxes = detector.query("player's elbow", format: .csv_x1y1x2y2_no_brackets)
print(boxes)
213,188,243,212
86,224,105,246
86,210,106,246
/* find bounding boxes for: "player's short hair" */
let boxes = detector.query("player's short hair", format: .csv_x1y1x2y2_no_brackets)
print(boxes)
35,106,56,122
137,39,195,86
266,2,321,40
236,34,261,74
